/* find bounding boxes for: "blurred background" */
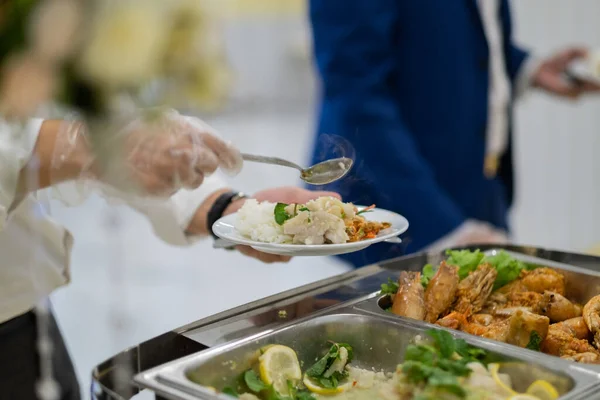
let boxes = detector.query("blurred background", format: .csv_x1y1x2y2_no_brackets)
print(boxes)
46,0,600,396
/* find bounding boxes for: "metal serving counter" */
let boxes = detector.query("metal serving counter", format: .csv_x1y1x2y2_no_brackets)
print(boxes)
91,245,600,400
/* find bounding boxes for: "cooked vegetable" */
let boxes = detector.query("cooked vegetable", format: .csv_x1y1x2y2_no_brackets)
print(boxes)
305,342,354,389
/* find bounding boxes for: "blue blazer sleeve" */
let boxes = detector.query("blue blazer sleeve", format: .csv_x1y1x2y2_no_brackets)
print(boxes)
309,1,465,248
500,0,530,84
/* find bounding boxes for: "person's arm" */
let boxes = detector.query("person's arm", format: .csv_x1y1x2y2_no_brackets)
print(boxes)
15,120,92,195
1,118,92,228
500,1,600,99
309,1,466,250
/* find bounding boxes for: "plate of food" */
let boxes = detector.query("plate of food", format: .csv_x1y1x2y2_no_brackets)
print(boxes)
212,196,408,256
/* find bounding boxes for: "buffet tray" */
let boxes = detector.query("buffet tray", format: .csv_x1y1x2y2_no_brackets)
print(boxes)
358,249,600,368
135,298,600,400
91,245,600,400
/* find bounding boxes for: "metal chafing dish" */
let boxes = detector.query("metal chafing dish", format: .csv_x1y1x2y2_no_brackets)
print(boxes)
91,245,600,400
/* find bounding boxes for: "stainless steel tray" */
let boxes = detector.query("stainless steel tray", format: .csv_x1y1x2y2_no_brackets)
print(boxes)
362,249,600,369
135,304,600,400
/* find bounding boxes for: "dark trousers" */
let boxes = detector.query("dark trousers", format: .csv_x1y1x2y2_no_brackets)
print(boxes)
0,309,80,400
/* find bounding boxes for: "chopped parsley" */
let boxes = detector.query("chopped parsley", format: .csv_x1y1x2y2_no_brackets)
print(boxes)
401,329,488,399
526,331,542,351
380,278,399,296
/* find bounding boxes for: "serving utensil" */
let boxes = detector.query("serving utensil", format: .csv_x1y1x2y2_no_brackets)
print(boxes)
242,153,353,185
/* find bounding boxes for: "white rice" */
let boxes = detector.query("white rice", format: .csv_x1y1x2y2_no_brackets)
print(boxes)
234,199,292,243
234,197,356,245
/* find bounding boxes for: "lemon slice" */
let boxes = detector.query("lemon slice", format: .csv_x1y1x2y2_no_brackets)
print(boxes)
488,363,517,396
303,374,354,395
526,380,559,400
258,345,302,395
506,395,539,400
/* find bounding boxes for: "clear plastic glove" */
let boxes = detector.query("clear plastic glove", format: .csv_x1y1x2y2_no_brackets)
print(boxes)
423,219,508,253
52,109,242,198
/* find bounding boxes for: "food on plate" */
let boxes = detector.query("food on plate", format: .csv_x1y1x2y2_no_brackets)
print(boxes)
590,51,600,78
235,197,391,245
382,249,600,364
219,330,554,400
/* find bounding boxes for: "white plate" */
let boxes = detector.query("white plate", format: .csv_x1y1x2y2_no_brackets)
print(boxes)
567,57,600,85
212,207,409,256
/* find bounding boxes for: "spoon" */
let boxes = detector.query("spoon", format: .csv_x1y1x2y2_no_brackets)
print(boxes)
241,153,353,185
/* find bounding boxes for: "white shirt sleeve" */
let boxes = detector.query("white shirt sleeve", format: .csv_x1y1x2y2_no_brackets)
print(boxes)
0,118,43,230
514,56,542,99
121,173,229,247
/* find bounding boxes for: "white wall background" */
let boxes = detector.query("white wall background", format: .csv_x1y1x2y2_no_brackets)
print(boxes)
47,1,600,398
510,1,600,251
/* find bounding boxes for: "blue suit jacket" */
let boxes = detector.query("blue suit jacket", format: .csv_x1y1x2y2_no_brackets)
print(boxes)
308,0,529,267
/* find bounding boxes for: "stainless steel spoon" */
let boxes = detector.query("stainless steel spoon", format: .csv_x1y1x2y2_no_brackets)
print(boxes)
242,153,353,185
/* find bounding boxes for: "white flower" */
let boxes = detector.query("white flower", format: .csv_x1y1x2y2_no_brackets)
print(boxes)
0,54,56,118
29,0,82,63
78,1,170,87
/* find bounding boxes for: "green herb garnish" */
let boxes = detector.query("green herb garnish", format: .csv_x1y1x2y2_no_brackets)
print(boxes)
401,329,488,399
222,386,239,397
305,342,353,390
421,250,537,290
380,278,399,296
274,203,292,225
244,369,267,393
483,250,537,290
421,264,437,287
454,338,486,362
299,207,309,212
295,391,315,400
526,331,542,351
426,329,456,358
445,249,486,280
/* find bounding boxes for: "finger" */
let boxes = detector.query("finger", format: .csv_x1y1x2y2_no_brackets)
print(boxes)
198,132,243,175
138,172,177,197
191,146,220,175
178,162,205,189
549,81,583,99
582,81,600,92
557,47,588,66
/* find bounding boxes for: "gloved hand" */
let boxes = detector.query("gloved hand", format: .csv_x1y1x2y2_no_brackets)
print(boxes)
423,219,508,253
52,109,242,197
